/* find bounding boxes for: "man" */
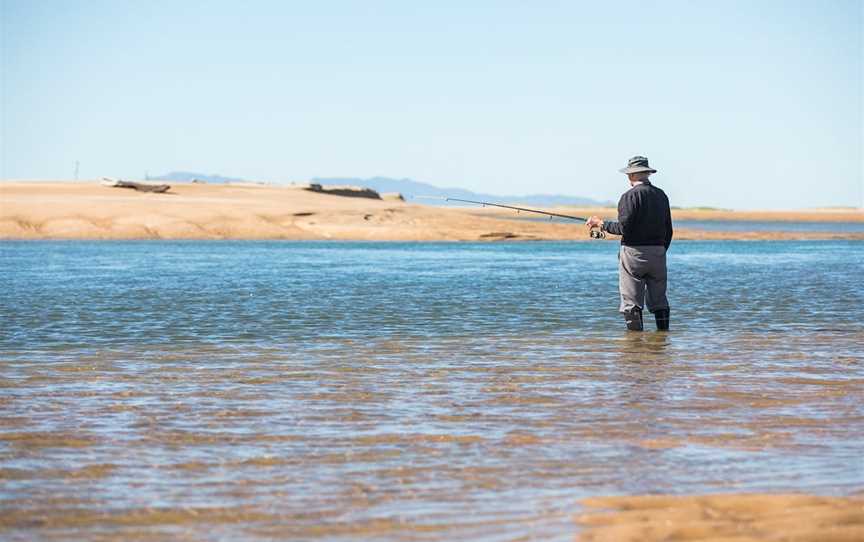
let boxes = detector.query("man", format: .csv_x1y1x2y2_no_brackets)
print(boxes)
586,156,673,331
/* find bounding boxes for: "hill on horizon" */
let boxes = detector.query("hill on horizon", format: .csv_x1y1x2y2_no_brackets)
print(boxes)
151,172,610,207
311,176,611,207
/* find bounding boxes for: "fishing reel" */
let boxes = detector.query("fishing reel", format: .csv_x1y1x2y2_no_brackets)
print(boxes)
589,227,606,240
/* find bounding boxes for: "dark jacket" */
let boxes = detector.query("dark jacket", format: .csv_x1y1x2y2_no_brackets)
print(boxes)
603,181,673,250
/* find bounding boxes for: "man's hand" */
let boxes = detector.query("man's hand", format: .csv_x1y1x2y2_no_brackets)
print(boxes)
586,215,604,229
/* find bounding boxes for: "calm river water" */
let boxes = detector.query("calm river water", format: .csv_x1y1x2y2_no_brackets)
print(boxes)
1,241,862,541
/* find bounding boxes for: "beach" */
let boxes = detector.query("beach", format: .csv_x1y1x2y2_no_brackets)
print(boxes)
2,181,862,241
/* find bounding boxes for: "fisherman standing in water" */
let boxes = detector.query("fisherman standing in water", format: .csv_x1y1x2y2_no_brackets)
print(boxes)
586,156,673,331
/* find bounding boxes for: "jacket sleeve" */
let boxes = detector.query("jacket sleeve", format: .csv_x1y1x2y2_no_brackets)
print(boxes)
664,213,673,250
664,196,673,250
602,194,631,236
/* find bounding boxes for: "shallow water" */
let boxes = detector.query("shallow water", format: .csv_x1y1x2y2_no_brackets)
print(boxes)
673,219,864,233
1,241,862,541
495,213,864,233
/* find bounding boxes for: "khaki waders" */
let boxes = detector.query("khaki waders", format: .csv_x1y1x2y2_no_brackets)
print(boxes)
618,245,670,331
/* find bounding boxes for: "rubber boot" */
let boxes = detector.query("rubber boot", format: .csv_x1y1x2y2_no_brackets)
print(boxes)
624,308,643,331
655,309,670,331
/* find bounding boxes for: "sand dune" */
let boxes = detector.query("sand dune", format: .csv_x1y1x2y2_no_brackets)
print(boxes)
1,181,861,241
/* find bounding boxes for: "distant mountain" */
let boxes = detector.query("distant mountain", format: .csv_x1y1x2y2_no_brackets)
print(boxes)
150,172,610,206
150,171,245,184
311,177,611,207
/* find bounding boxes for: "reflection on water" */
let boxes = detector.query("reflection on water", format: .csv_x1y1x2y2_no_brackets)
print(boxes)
1,241,862,541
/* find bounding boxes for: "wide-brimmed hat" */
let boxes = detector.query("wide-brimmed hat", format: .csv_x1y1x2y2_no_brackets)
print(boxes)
619,155,657,174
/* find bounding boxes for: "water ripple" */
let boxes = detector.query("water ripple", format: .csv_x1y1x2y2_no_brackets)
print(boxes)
1,241,862,541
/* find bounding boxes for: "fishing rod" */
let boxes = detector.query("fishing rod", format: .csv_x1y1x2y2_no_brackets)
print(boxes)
418,196,606,239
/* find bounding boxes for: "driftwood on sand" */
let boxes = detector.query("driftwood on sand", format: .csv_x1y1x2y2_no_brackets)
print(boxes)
304,183,381,199
101,178,171,193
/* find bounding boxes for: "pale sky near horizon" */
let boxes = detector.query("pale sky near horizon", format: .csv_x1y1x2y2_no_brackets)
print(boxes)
2,0,862,209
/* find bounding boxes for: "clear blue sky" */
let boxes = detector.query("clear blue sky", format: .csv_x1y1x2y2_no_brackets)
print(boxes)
2,0,862,209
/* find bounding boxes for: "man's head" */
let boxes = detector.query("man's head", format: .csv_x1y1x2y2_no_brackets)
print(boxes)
619,156,657,185
627,171,653,185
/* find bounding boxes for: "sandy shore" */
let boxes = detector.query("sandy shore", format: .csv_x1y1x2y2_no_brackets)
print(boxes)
575,493,864,541
1,181,862,241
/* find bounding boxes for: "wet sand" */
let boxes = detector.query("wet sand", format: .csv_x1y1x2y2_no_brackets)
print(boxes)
576,493,864,541
1,181,862,240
